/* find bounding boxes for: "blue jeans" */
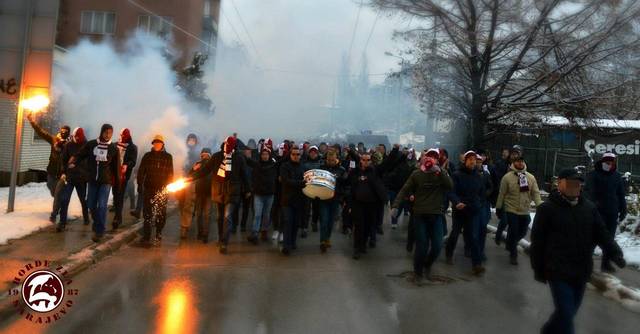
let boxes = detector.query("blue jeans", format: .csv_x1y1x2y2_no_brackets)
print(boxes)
253,195,274,233
220,202,237,245
283,204,304,251
413,214,444,276
86,182,111,236
319,200,339,242
59,181,88,224
542,281,586,334
506,212,531,258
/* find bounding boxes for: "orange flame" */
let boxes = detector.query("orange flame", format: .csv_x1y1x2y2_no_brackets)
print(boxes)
21,95,50,112
166,178,189,193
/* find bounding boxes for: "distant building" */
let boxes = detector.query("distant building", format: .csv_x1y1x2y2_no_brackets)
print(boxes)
56,0,221,68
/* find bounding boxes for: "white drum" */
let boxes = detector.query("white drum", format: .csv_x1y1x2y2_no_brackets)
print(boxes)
303,169,336,200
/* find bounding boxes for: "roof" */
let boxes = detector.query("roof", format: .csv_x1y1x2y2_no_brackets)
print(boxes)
542,116,640,130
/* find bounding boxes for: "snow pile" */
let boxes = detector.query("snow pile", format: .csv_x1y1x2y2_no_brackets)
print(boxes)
615,217,640,269
590,272,640,313
0,183,83,245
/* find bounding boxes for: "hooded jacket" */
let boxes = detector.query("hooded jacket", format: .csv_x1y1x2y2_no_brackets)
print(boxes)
496,163,542,215
584,160,627,218
531,190,624,284
61,128,89,184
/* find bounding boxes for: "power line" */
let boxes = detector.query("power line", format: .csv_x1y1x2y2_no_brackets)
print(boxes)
228,0,263,66
363,10,381,53
127,0,213,49
220,9,246,47
346,1,364,66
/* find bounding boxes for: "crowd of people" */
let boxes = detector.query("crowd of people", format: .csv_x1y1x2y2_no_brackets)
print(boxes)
28,113,629,334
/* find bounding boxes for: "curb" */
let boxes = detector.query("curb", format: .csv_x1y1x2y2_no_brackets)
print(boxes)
487,224,640,313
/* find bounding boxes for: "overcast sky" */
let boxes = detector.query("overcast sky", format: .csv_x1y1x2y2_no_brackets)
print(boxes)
217,0,412,85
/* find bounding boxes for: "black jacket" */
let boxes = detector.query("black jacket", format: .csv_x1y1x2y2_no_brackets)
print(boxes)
584,163,627,218
61,141,89,184
137,150,174,191
192,151,249,204
450,166,485,215
29,119,65,177
75,139,120,188
384,157,416,192
119,142,138,181
190,158,212,198
530,191,624,284
279,160,306,207
246,158,278,196
348,166,387,204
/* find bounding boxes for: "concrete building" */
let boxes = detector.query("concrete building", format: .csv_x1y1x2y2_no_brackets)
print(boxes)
56,0,221,67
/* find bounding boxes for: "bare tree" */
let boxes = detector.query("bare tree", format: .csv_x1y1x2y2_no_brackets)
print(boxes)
372,0,640,145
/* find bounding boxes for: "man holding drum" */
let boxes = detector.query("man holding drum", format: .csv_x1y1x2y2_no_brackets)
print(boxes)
317,150,348,253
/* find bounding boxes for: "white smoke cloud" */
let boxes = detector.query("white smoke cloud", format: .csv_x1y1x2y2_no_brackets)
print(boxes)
52,32,191,172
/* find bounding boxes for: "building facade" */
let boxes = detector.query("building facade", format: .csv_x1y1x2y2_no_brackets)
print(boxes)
56,0,221,67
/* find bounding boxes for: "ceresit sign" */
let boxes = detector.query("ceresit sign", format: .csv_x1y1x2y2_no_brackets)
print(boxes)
584,139,640,155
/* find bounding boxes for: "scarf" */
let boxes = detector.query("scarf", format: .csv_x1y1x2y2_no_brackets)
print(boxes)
217,152,233,178
94,138,112,162
516,171,529,192
117,141,129,166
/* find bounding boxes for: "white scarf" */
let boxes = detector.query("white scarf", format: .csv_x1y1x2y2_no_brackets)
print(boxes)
217,152,233,178
94,139,112,162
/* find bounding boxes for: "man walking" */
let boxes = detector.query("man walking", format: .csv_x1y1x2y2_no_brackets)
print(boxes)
531,168,626,334
496,154,542,265
584,152,627,273
112,128,137,230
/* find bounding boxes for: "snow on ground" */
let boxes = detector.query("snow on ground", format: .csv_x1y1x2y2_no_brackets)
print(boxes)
0,182,83,245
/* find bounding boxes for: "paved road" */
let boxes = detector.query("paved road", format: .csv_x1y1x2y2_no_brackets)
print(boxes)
1,212,638,334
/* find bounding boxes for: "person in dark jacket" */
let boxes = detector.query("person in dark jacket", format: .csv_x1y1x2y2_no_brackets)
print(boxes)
26,112,70,223
494,145,520,245
68,124,120,242
302,146,323,236
190,148,213,243
531,168,626,334
112,128,137,230
446,151,487,275
317,150,348,252
179,133,200,239
136,135,174,246
392,149,453,281
245,146,278,243
584,152,627,273
476,151,494,262
279,146,306,255
348,152,388,259
189,136,250,254
385,148,416,229
58,127,90,231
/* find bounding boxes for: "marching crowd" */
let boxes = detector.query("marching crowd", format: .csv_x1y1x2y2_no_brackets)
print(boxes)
27,113,629,334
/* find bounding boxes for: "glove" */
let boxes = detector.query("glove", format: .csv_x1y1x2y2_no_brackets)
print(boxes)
619,211,627,222
612,256,626,269
534,272,547,284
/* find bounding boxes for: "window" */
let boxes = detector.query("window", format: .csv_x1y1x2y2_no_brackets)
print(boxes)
80,11,116,35
204,0,211,17
138,15,173,38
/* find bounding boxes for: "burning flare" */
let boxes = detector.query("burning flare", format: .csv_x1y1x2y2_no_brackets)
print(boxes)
21,95,50,112
166,178,189,193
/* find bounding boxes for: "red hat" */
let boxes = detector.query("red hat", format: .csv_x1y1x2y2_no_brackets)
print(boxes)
120,128,132,143
72,127,86,144
265,138,273,150
224,136,237,153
